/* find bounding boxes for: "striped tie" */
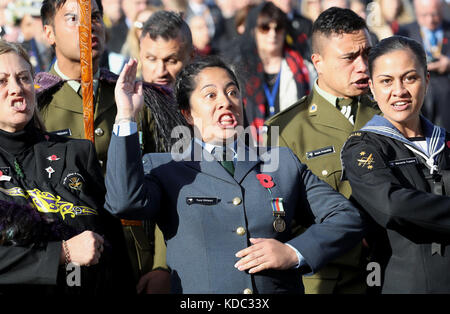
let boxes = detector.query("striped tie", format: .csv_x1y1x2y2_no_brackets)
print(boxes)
336,97,357,125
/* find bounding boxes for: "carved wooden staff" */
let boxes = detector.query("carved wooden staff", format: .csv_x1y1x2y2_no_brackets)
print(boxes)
78,0,94,143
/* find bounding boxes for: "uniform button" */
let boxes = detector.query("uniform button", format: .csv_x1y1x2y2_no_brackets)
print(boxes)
236,227,246,236
232,197,242,205
321,170,328,176
243,288,253,294
99,160,104,167
95,127,104,136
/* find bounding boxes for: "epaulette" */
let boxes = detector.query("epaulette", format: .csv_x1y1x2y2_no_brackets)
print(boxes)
34,72,65,96
99,68,119,85
266,94,308,123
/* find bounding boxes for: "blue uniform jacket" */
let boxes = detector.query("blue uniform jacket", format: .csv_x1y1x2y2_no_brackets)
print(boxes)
104,132,365,293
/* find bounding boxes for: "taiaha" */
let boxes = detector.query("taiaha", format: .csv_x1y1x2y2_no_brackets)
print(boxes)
78,0,94,143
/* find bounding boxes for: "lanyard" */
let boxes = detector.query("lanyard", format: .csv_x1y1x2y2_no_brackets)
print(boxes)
263,71,281,116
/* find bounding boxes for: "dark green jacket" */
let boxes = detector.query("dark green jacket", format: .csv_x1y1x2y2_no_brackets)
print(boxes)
265,87,381,293
36,66,157,173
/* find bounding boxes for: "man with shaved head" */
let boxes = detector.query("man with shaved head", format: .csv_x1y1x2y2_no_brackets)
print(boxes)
266,7,380,294
398,0,450,131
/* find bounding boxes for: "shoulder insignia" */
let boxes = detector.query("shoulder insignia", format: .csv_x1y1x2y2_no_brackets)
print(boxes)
357,151,375,170
348,132,362,139
63,173,85,191
309,103,317,113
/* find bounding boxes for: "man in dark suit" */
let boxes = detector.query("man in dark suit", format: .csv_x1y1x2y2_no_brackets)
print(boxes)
398,0,450,130
104,56,366,293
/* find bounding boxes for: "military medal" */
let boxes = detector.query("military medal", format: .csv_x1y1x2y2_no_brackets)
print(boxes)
271,197,286,232
273,216,286,233
45,166,55,178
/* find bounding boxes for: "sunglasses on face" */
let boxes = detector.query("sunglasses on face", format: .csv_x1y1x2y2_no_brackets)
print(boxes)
257,23,284,34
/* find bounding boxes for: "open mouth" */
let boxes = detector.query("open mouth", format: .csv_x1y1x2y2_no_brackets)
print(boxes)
217,113,237,129
391,100,411,111
11,99,27,112
353,78,369,89
91,36,100,49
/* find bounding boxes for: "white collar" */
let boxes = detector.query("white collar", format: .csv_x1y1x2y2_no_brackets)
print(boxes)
54,60,100,96
194,137,238,156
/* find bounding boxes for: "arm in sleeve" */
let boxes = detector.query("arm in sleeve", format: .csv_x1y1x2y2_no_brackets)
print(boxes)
104,131,162,221
0,242,61,285
342,137,450,239
286,149,366,273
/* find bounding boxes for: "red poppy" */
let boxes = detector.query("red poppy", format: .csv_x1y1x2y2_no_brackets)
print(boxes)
256,174,274,188
51,155,58,160
0,171,3,177
258,103,266,114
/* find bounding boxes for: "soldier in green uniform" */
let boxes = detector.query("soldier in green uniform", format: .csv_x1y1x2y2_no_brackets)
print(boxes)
36,0,180,293
265,7,381,294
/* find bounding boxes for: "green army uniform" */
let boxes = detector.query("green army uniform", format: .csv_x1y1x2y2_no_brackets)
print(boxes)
35,65,168,284
265,85,381,294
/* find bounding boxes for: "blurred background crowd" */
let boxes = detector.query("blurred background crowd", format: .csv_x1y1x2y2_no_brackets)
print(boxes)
0,0,450,130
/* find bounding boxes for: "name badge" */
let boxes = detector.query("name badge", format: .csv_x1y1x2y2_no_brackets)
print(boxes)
186,197,220,205
50,128,72,137
306,146,335,159
388,157,419,167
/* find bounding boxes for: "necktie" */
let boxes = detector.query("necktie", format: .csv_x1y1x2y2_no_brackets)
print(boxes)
429,31,437,48
336,97,357,125
214,147,235,176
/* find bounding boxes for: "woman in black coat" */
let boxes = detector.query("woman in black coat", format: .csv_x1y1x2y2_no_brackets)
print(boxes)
0,40,133,294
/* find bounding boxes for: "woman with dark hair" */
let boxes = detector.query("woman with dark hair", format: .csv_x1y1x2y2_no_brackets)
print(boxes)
230,2,312,142
342,35,450,293
104,55,365,294
0,40,133,294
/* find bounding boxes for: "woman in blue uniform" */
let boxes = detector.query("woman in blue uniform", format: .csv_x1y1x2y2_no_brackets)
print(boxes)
342,35,450,293
105,55,365,294
0,40,133,294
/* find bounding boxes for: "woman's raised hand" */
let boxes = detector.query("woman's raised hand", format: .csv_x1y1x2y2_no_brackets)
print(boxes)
114,58,144,122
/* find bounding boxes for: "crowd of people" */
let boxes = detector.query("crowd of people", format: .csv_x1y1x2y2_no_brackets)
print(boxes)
0,0,450,295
